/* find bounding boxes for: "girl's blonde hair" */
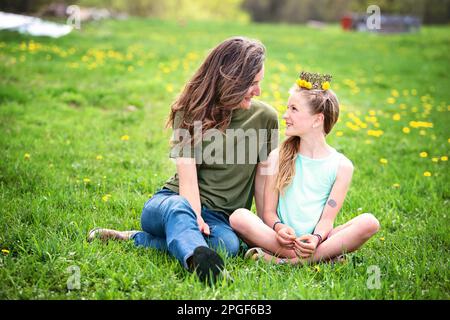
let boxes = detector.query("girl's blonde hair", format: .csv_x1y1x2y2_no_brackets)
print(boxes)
276,86,340,194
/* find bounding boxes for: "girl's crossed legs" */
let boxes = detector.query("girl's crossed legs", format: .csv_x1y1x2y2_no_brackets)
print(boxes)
229,208,380,264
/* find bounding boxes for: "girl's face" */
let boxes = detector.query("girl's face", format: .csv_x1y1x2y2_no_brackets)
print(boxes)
283,92,322,137
240,65,264,109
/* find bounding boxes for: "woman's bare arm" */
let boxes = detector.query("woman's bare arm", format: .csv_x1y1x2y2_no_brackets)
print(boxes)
176,157,209,235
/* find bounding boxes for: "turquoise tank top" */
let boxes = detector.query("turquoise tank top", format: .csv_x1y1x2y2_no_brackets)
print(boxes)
277,148,343,237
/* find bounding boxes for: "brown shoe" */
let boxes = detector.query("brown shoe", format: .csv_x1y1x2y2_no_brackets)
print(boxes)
87,228,139,242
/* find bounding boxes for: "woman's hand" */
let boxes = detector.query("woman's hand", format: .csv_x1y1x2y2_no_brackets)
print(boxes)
276,226,297,249
294,234,319,259
197,216,210,236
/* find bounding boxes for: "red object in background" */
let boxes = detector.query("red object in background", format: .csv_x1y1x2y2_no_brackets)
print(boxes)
341,16,353,30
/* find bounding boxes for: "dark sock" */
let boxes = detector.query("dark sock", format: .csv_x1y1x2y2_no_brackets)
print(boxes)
188,246,224,284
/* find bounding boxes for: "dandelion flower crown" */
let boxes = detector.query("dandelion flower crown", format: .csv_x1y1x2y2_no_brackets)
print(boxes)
296,71,332,91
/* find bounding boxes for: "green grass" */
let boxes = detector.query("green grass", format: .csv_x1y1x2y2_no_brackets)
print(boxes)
0,18,449,299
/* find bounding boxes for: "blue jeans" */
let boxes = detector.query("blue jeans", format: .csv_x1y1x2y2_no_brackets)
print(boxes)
132,188,240,269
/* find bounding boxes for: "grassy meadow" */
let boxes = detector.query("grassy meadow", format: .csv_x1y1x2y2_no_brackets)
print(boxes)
0,18,449,299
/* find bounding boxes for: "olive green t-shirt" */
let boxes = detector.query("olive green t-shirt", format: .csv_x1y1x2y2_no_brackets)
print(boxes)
164,100,279,216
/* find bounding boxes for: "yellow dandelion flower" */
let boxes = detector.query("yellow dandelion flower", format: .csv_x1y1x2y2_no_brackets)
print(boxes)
419,152,428,158
441,156,448,161
402,127,410,134
314,265,321,272
305,81,312,89
387,97,396,104
102,194,112,202
322,81,330,90
379,158,388,164
367,130,384,137
24,153,31,160
336,131,344,137
96,155,103,160
121,135,129,141
392,183,400,188
409,121,433,128
391,89,399,97
346,122,360,131
448,138,450,143
423,171,432,177
366,116,377,124
392,113,401,121
28,41,37,52
297,80,304,88
83,178,91,183
431,157,439,163
379,237,385,241
1,249,10,255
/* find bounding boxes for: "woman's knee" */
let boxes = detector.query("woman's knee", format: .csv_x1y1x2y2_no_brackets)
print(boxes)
160,195,197,218
141,194,196,233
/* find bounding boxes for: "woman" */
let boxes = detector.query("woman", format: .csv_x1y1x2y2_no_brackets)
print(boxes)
230,72,380,264
88,37,279,283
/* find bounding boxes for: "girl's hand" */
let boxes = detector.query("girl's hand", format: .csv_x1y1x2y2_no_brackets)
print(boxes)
197,216,210,236
276,226,296,248
294,234,319,258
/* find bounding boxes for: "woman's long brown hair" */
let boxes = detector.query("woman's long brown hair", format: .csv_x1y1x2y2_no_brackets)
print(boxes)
166,37,265,140
276,87,340,194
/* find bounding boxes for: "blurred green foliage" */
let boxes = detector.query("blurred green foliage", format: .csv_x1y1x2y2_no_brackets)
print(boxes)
243,0,449,24
1,0,448,24
0,0,249,22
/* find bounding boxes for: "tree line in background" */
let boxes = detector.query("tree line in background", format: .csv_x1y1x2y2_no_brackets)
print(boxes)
243,0,449,24
1,0,449,24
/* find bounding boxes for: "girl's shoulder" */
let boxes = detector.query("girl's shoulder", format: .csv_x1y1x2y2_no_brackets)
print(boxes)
268,147,279,161
264,148,280,173
335,152,354,177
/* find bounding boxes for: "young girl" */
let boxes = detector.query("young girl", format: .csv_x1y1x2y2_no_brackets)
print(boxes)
230,72,380,264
